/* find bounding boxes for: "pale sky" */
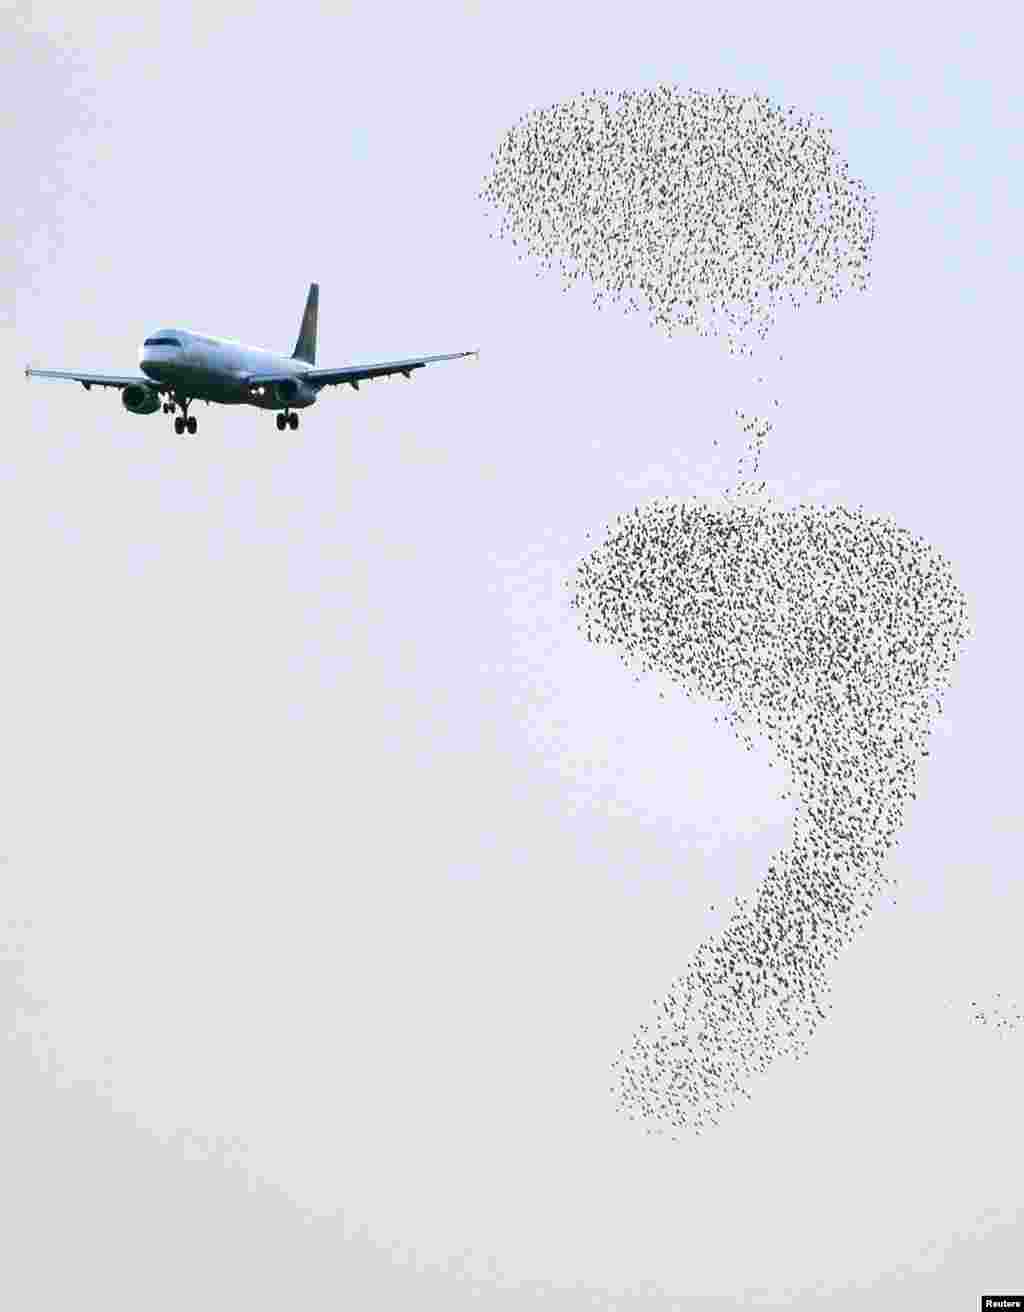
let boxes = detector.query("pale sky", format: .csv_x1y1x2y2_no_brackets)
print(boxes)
4,2,1022,1308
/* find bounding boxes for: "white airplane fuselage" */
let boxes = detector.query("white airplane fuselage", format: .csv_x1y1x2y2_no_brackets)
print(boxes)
139,330,316,409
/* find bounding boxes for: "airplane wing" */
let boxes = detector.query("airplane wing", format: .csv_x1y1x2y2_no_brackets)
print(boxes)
25,366,164,392
247,349,479,393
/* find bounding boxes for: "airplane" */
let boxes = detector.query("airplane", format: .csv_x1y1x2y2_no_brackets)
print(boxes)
25,282,479,437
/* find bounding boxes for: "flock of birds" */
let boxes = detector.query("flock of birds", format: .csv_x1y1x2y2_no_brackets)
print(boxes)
571,496,972,1133
478,83,878,355
479,83,1000,1136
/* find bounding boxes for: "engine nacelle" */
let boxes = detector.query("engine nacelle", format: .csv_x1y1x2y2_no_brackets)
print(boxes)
268,378,318,408
122,383,162,415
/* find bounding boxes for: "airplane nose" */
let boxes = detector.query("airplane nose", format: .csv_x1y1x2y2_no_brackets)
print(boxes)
140,346,168,376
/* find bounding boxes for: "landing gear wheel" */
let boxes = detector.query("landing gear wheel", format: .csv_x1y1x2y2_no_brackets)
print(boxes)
174,416,185,435
186,416,197,435
276,413,287,431
288,412,299,430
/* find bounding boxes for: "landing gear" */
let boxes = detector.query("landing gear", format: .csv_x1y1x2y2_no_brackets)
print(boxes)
276,410,299,431
289,412,298,430
170,395,197,437
276,412,286,431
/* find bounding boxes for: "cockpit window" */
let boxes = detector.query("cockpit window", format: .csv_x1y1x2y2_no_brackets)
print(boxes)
144,336,182,348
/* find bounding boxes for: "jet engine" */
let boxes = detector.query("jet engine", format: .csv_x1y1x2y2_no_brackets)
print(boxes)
269,378,318,408
122,383,162,415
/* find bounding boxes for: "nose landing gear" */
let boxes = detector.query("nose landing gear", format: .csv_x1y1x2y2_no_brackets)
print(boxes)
276,410,299,431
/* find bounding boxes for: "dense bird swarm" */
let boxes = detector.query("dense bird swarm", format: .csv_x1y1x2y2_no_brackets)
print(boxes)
478,84,879,353
481,84,984,1132
569,496,973,1135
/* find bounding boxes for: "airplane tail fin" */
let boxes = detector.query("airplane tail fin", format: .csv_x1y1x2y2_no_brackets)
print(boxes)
292,282,319,364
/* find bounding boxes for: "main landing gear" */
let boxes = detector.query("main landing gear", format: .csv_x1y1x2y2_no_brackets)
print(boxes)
276,410,299,431
165,395,197,437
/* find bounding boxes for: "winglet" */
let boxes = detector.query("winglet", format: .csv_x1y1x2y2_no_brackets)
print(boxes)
292,282,319,365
